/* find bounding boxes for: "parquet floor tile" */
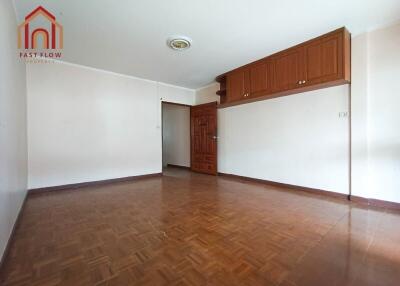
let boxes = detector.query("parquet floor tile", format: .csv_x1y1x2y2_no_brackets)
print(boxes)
1,167,399,285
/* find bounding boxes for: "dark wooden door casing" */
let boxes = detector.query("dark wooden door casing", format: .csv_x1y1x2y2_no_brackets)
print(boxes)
190,102,218,175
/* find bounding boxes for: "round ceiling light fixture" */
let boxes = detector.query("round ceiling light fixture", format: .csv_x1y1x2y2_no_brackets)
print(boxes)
167,36,192,51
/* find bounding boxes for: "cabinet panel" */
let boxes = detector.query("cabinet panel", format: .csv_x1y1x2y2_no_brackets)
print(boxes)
305,33,343,85
272,48,305,91
227,68,250,102
250,59,274,97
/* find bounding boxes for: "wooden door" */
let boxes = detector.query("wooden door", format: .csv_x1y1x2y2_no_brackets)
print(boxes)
190,102,217,175
250,59,274,97
227,68,250,102
304,32,343,85
272,48,305,92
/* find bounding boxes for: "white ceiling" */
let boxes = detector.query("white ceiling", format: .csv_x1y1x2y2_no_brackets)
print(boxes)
14,0,400,89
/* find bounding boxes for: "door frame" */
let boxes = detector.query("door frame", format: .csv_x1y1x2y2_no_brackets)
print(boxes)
161,101,191,170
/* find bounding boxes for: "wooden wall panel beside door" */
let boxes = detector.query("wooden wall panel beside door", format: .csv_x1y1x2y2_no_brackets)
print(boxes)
190,102,218,175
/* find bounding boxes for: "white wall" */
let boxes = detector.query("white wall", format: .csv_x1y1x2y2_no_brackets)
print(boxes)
366,23,400,203
0,0,28,261
217,86,350,194
351,33,370,199
195,83,220,105
351,23,400,203
159,83,195,106
27,62,194,189
162,104,190,167
196,22,400,203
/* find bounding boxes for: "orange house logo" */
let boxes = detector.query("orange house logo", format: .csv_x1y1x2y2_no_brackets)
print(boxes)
18,6,63,51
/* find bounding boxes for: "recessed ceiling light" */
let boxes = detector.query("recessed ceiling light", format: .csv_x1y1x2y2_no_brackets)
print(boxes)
167,36,192,51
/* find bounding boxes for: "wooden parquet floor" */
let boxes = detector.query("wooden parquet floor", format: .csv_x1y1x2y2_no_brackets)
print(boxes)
1,167,400,286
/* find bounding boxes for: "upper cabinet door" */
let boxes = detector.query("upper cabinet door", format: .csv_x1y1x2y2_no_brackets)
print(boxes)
227,68,250,102
272,48,305,92
304,32,343,85
250,59,274,97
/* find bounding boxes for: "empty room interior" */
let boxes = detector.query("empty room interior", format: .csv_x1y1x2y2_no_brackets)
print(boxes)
1,0,400,285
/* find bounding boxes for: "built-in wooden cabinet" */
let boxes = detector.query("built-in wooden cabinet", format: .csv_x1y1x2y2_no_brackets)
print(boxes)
216,27,350,107
250,59,274,97
226,68,250,102
304,31,343,86
272,47,305,92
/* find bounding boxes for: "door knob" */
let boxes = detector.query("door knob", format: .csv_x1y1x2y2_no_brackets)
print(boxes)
302,80,306,84
298,80,302,85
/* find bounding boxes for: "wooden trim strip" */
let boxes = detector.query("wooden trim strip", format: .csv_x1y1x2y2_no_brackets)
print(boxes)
0,191,28,273
351,196,400,211
28,173,162,195
219,172,400,211
162,101,191,107
218,172,348,200
192,101,218,109
166,164,190,170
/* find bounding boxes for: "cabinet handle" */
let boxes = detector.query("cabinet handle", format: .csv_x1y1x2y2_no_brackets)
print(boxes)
302,80,306,84
298,80,302,85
